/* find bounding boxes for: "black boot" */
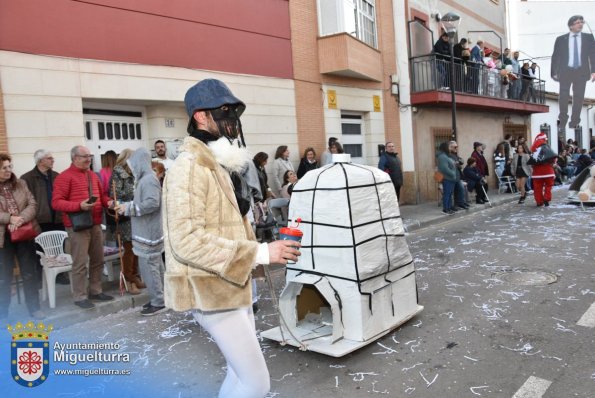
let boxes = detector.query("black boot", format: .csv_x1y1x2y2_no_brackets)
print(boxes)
518,194,526,204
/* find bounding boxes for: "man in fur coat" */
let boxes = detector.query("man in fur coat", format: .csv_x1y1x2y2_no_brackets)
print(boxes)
162,79,300,397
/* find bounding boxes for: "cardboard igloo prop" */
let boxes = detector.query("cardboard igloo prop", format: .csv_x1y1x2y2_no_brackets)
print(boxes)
261,154,423,357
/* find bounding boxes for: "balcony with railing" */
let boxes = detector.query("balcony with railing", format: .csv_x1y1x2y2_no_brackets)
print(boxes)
409,55,549,114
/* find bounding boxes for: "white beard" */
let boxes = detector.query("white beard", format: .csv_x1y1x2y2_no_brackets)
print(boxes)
208,137,251,173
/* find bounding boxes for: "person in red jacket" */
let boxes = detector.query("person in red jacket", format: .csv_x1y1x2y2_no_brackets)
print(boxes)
530,133,556,207
52,145,115,309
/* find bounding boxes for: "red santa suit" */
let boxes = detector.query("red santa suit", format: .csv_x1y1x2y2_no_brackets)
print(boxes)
530,133,555,206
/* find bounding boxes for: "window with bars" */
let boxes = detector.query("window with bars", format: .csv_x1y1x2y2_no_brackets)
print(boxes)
97,122,142,141
432,127,452,165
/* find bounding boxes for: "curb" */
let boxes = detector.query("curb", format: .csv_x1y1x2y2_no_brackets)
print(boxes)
41,288,150,330
401,194,521,233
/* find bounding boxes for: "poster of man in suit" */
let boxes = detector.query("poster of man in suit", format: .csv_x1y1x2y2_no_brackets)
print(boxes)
551,15,595,133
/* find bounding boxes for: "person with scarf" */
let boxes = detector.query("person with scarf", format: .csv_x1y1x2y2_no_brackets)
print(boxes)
109,149,144,295
0,152,44,320
271,145,294,197
297,147,318,179
378,142,404,201
163,79,300,397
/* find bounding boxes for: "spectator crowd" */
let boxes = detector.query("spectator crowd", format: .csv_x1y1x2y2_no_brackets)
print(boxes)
2,131,592,321
432,34,544,103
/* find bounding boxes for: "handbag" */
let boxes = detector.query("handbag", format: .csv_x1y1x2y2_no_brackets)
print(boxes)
9,221,39,242
433,170,444,183
68,172,94,232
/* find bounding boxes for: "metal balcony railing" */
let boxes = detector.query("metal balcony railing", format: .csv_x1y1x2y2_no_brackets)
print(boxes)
409,55,546,105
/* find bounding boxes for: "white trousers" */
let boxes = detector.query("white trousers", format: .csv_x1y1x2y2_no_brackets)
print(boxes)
193,307,270,398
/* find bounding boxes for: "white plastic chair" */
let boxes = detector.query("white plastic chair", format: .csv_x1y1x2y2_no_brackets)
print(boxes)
495,168,516,194
103,246,122,282
35,231,72,309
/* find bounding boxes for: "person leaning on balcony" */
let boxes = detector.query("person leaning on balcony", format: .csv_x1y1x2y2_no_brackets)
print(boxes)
471,40,484,63
433,32,451,89
520,62,535,102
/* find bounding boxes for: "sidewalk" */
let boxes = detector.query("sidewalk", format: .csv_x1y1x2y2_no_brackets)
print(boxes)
400,183,574,232
6,185,571,329
399,189,520,232
7,274,150,330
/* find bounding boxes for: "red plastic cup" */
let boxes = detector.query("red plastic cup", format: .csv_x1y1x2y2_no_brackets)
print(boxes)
278,227,303,243
279,226,302,264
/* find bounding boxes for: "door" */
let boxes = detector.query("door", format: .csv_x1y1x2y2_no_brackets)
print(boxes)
83,107,147,170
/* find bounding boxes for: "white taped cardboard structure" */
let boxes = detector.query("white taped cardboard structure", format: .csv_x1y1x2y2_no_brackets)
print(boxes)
261,154,423,357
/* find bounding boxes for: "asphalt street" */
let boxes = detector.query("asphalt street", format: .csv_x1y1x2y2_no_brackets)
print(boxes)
7,193,593,398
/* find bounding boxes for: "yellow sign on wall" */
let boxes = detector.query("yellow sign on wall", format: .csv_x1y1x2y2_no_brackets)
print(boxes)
327,90,337,109
373,95,381,112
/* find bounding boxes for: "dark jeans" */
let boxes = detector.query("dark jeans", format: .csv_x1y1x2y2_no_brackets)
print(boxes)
558,70,587,128
392,182,401,201
454,181,467,206
0,235,41,317
473,182,488,202
442,180,455,211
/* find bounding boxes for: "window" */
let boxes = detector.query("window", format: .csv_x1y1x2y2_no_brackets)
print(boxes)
85,122,92,140
318,0,378,48
343,144,363,157
92,121,143,141
341,113,365,164
432,127,451,166
114,123,121,140
129,123,136,139
98,123,105,140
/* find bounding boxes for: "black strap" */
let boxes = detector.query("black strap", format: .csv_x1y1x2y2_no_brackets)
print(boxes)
86,171,93,199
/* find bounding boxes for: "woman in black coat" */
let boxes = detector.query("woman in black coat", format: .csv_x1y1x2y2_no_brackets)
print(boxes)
253,152,272,202
297,147,318,179
463,157,487,204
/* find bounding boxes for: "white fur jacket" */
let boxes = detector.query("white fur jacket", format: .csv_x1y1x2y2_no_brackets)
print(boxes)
162,136,258,312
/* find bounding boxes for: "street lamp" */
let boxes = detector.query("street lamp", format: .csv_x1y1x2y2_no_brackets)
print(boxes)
440,12,461,141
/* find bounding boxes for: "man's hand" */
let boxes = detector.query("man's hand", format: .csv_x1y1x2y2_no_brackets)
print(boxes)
80,200,94,211
591,73,595,82
268,240,301,265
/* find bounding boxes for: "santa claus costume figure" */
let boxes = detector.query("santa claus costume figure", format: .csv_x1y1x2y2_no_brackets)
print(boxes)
530,132,556,207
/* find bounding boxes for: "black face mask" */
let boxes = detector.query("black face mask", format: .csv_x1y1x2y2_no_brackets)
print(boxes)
210,105,246,147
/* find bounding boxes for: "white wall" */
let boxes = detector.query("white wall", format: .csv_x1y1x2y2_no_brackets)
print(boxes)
0,51,297,176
